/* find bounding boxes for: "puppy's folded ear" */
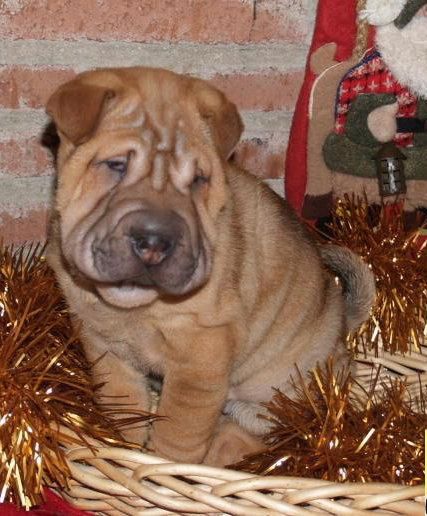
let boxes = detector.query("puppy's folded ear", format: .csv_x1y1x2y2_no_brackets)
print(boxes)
195,84,244,160
46,78,115,145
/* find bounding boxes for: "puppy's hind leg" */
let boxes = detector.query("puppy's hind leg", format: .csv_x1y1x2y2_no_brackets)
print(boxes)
224,399,272,436
203,417,266,468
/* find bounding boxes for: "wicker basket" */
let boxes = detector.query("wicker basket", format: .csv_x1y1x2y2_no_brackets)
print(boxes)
62,347,426,515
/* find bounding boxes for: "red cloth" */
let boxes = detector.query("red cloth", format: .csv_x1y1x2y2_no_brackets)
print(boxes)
284,0,359,214
0,490,89,515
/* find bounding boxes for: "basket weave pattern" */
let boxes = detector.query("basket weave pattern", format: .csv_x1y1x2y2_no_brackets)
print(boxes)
64,351,426,515
64,450,423,515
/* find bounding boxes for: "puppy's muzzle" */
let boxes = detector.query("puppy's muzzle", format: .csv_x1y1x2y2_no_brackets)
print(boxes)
91,209,197,293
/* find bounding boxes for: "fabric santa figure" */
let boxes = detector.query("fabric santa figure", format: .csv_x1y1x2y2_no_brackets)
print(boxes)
285,0,427,220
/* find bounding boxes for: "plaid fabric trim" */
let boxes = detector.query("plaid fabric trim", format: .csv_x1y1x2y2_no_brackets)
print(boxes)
334,49,418,147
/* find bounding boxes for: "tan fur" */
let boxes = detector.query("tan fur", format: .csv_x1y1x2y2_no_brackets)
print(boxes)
47,67,374,466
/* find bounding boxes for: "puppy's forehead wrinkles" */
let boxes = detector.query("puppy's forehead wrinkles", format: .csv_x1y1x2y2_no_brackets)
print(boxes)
100,90,145,130
97,76,202,195
149,123,197,195
155,110,177,153
151,153,167,192
145,101,178,153
130,93,199,195
169,129,197,195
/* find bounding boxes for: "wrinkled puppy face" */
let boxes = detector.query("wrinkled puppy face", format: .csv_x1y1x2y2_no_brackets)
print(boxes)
47,68,243,308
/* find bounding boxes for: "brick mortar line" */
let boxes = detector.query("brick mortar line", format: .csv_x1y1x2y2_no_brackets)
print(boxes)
0,175,54,213
0,109,294,139
0,40,309,75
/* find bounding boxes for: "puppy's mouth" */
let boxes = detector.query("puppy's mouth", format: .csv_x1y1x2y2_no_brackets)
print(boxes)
66,208,211,307
92,247,209,308
95,283,159,309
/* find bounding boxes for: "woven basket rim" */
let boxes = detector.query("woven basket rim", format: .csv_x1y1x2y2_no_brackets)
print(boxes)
63,350,427,515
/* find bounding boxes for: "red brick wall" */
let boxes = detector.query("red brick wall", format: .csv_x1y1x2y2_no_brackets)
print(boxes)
0,0,316,243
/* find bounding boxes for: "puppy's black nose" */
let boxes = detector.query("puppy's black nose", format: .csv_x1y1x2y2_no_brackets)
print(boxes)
130,232,175,266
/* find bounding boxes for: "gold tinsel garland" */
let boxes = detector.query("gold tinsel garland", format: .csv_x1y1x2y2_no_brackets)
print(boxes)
0,245,151,509
327,195,427,355
237,360,426,484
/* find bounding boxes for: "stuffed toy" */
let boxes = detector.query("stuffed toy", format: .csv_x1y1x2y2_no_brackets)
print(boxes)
286,0,427,220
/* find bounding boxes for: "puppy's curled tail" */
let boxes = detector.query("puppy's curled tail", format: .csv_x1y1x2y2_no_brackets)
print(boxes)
320,244,376,333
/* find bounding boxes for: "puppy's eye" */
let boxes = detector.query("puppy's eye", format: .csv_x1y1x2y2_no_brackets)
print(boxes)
106,159,127,175
192,174,210,188
99,157,128,177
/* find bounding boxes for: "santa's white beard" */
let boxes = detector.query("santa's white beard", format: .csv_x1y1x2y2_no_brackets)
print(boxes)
376,17,427,98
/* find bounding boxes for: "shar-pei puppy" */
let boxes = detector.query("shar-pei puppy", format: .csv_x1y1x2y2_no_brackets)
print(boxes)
46,67,375,466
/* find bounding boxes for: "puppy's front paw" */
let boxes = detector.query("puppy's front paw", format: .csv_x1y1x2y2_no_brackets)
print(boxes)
203,421,265,468
121,424,149,448
149,427,209,464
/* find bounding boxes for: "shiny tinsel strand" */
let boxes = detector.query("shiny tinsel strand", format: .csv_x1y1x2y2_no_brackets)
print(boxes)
0,245,152,508
236,359,426,484
326,195,427,355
